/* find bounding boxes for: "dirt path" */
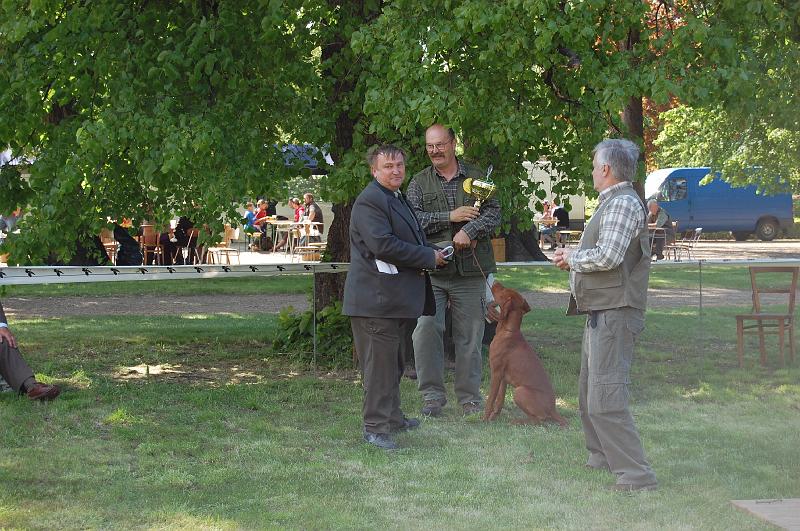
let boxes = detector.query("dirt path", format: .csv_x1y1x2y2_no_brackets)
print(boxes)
2,286,760,319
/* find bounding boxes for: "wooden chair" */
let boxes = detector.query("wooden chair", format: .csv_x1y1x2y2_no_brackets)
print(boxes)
100,228,117,265
206,225,240,264
139,225,164,265
735,266,798,367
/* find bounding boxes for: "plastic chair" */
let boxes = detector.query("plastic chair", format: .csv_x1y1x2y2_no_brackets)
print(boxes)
735,266,798,367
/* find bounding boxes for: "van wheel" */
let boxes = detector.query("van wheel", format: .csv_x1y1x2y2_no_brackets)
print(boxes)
756,219,778,241
732,231,751,241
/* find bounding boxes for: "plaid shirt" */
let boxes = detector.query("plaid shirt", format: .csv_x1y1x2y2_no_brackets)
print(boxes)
406,160,501,240
567,182,645,272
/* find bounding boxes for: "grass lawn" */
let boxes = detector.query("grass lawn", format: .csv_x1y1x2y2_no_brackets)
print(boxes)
1,297,798,528
0,265,754,299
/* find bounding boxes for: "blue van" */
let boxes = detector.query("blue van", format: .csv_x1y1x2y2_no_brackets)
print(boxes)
645,167,793,241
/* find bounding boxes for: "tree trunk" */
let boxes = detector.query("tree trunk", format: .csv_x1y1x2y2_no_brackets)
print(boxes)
313,1,379,312
503,217,549,261
314,201,352,310
621,25,645,199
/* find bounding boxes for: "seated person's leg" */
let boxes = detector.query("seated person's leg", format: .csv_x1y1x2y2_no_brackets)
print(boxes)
0,341,60,400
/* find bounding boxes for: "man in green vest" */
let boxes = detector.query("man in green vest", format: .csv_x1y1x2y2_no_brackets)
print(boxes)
406,124,501,417
553,138,658,492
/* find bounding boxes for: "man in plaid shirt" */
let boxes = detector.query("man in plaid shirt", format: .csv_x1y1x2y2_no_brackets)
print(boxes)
406,124,501,417
553,139,658,492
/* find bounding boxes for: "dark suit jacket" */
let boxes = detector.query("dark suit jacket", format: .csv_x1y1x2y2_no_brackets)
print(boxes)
343,180,436,319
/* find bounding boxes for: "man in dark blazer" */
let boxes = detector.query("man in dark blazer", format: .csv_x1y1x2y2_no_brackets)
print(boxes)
0,300,61,400
343,144,446,450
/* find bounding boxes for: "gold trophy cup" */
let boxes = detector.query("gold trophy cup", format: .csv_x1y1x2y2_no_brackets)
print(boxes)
462,164,496,209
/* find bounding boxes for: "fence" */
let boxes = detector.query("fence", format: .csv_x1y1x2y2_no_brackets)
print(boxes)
3,258,800,369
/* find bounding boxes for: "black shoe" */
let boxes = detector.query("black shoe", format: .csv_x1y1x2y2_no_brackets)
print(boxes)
548,245,557,250
421,398,446,417
607,482,658,492
363,431,398,450
393,417,420,432
462,401,482,416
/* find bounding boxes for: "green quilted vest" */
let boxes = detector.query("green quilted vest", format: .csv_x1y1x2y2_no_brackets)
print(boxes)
411,161,497,277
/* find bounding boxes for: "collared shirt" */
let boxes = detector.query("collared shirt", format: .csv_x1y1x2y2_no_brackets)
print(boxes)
406,159,501,240
648,208,669,228
567,181,645,273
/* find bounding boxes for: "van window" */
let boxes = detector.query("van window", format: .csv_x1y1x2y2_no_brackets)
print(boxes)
665,177,687,201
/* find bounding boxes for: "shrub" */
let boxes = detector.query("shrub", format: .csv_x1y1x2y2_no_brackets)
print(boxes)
272,300,353,368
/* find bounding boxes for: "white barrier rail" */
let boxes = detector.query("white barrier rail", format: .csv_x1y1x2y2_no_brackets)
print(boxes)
0,262,350,285
3,258,800,285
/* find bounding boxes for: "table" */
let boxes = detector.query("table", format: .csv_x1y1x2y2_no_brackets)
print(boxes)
265,220,323,256
557,230,583,247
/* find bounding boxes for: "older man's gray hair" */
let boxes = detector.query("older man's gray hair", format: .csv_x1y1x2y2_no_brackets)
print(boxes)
646,199,659,208
593,138,640,183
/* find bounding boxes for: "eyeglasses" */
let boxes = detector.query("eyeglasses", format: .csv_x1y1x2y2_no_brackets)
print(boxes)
425,139,452,152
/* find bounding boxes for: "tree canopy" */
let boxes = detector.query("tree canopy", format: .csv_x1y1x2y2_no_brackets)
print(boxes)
654,1,800,191
1,0,796,264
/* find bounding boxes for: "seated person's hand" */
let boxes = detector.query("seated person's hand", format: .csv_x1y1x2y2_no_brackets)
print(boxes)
0,327,17,349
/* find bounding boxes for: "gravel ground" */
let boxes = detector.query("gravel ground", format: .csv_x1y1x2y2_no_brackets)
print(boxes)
0,287,760,319
4,239,799,318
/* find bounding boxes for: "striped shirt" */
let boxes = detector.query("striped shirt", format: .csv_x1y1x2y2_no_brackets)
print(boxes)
406,160,501,240
567,181,645,272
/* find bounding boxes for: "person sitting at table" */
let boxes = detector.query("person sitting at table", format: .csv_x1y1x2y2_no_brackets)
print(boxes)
292,197,305,222
541,202,570,250
647,199,675,260
536,200,554,246
243,202,258,232
162,217,197,265
303,193,324,234
252,199,269,232
273,198,304,252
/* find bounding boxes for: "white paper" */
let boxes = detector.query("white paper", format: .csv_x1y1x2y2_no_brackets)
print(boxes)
375,259,398,274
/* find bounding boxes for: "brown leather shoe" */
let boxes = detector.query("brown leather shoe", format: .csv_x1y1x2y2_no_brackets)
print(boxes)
607,482,658,492
26,383,61,401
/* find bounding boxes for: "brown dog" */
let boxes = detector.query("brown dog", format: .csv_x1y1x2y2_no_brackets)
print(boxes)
483,281,567,426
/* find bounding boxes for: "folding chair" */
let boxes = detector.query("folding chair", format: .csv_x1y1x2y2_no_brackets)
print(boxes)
735,266,798,367
664,227,702,260
172,227,201,265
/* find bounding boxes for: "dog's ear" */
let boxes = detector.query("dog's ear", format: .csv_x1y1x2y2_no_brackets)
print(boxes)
518,295,531,313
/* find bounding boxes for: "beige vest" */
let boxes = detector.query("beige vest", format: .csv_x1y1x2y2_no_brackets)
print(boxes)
572,184,650,311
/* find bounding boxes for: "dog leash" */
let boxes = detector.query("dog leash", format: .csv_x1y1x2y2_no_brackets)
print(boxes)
467,247,492,291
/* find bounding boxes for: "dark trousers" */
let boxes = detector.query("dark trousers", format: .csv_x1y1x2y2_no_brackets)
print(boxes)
0,340,35,392
351,316,416,434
